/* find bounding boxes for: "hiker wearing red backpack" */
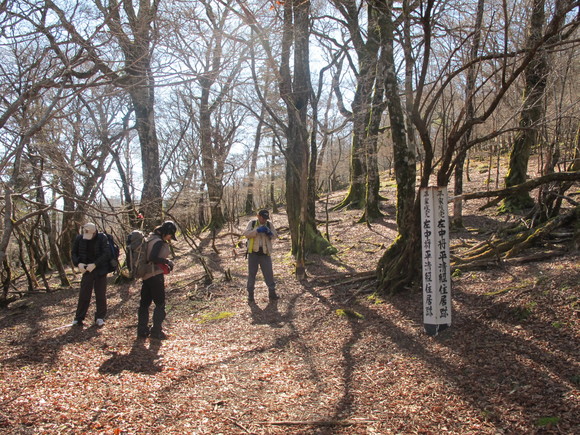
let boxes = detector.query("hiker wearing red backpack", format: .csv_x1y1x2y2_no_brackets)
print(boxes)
137,221,177,340
243,210,278,303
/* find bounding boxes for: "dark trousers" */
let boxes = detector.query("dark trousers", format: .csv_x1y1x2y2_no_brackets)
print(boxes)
74,272,107,321
138,274,166,335
247,253,276,297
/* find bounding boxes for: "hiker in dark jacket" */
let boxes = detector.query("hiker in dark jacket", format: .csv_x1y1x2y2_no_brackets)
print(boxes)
71,222,111,327
137,221,177,340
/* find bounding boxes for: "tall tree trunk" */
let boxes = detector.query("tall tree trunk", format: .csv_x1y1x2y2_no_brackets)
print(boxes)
503,0,547,211
376,0,419,294
101,0,163,229
402,0,419,161
269,138,279,213
30,155,70,287
453,0,485,227
199,81,226,231
237,0,333,269
245,112,264,215
362,79,386,222
333,1,385,215
60,180,78,265
128,64,163,229
281,0,334,277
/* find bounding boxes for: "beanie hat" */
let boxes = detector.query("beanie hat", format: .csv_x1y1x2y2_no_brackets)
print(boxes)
82,223,97,240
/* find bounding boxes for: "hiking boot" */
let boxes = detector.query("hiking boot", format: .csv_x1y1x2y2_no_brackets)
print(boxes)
150,331,167,340
95,318,105,327
137,326,150,338
72,319,83,327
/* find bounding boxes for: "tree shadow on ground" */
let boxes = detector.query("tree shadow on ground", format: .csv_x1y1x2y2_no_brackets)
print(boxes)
304,253,359,277
0,321,100,368
294,270,578,433
298,275,578,432
0,279,137,370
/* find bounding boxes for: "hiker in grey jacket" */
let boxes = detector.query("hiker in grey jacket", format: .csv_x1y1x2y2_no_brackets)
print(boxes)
243,209,278,303
137,221,176,339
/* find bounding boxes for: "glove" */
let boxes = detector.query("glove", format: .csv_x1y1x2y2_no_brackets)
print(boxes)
265,229,273,237
78,263,86,273
256,226,267,233
86,263,96,273
166,260,174,272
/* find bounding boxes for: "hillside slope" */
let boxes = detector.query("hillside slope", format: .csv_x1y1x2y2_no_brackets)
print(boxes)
0,164,578,434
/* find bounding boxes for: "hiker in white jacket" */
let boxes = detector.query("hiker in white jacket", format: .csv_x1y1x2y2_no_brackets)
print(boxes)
243,209,278,303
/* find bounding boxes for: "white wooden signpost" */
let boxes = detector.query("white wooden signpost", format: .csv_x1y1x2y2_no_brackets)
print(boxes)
420,187,452,336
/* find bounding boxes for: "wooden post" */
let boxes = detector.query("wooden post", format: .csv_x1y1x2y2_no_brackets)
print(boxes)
420,187,452,336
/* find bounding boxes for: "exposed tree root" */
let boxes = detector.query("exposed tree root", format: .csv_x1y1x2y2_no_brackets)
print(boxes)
453,206,578,270
451,249,569,271
376,234,421,294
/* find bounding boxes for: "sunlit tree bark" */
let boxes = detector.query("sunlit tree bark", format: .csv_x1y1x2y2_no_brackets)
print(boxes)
503,0,548,211
330,0,386,221
235,0,334,278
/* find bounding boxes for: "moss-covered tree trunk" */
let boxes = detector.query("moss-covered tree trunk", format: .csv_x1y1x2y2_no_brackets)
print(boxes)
376,0,420,293
280,0,334,277
503,0,547,211
360,104,386,222
334,131,367,210
333,1,385,214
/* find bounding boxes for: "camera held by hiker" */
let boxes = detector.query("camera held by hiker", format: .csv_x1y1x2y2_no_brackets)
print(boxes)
243,209,278,303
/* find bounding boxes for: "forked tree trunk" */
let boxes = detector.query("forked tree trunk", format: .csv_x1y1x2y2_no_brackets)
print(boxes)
333,1,385,215
238,0,333,272
281,0,334,272
96,0,163,228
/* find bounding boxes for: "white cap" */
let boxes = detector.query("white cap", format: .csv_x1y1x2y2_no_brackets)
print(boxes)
82,223,97,239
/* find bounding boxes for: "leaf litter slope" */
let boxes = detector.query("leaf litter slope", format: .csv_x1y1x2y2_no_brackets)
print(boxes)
0,167,578,434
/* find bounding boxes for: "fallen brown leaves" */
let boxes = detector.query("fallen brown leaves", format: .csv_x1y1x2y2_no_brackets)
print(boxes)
0,169,579,434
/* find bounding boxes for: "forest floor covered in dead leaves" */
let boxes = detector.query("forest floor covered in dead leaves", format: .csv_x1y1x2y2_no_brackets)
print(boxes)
0,161,579,434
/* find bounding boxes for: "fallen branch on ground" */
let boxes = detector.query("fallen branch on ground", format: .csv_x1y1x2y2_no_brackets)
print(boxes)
454,171,580,202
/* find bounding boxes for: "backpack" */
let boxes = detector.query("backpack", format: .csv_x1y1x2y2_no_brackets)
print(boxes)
103,232,120,273
126,230,150,279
